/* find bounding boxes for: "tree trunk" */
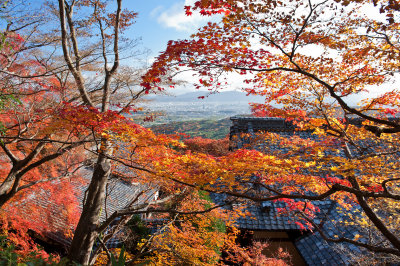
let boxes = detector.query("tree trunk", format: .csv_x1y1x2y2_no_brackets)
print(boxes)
58,0,123,262
0,191,15,208
0,192,13,208
68,142,111,264
0,171,19,208
0,173,15,196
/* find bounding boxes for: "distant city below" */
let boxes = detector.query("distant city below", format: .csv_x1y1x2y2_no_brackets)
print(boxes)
146,90,265,103
141,91,264,123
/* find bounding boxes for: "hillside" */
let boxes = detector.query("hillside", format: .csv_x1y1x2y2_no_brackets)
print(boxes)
150,118,231,139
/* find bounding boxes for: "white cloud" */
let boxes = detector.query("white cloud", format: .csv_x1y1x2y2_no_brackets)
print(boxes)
151,0,213,32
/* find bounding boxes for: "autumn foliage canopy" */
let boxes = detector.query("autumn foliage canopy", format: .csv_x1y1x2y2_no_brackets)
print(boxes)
144,0,400,262
0,0,400,264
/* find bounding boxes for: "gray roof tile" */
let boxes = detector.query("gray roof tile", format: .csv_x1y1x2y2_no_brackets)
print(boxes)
227,117,373,265
16,167,155,249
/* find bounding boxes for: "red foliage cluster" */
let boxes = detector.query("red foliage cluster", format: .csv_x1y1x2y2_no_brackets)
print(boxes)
182,136,230,157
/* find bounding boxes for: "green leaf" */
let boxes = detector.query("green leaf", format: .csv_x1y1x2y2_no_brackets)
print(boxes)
110,245,126,266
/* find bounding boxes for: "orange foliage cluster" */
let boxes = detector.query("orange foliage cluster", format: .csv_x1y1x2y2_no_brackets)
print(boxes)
2,0,400,264
142,0,400,261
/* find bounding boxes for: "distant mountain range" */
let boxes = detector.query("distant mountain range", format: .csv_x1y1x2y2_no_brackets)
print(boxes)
146,91,264,103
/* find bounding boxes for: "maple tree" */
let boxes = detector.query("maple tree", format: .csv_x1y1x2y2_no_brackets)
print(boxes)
51,1,280,264
0,1,289,265
52,0,151,263
0,0,94,210
0,17,90,260
0,0,127,261
144,0,400,262
0,1,245,264
4,0,400,264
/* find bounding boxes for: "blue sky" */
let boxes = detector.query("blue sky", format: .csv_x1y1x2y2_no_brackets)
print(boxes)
20,0,210,64
124,0,212,62
17,0,216,94
121,0,223,94
21,0,385,98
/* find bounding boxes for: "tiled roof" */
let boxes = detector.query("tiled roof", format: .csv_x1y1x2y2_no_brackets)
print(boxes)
228,116,365,265
295,202,361,266
211,193,301,231
15,167,156,249
230,116,296,133
238,200,300,230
